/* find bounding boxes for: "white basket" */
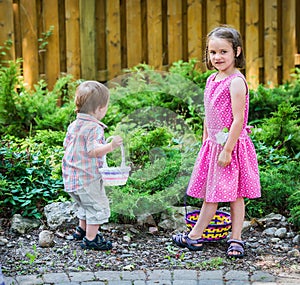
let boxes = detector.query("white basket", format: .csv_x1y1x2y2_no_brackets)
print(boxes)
99,137,131,186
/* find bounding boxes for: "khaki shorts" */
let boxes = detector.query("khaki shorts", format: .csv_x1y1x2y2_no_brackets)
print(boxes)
69,179,110,225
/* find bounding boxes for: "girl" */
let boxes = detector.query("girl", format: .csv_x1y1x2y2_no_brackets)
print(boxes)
172,26,261,258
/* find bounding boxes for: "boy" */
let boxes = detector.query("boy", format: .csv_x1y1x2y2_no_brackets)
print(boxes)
62,81,122,250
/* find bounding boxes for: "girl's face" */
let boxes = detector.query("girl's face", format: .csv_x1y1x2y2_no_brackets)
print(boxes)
208,37,240,73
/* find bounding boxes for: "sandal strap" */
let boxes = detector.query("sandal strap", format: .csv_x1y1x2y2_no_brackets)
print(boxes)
186,236,203,246
227,244,245,255
227,239,245,248
76,226,86,235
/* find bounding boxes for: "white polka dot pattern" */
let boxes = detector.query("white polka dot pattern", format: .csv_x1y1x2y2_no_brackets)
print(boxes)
187,73,261,202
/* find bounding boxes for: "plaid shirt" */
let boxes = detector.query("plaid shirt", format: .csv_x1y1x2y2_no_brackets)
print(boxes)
62,113,107,192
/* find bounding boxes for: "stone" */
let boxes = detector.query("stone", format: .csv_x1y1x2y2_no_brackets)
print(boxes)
292,234,300,244
274,227,287,238
44,201,77,230
39,230,54,247
10,214,40,234
262,227,277,236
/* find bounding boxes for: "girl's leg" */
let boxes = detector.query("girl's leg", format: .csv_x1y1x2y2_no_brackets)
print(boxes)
189,201,218,240
228,197,245,256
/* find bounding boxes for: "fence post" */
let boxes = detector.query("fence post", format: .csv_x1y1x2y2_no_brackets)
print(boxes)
282,0,296,83
245,0,260,89
106,0,121,80
167,0,183,65
126,0,142,68
80,0,96,80
187,0,204,70
43,0,60,90
20,0,39,89
0,0,15,62
65,0,81,80
264,0,278,87
147,0,163,70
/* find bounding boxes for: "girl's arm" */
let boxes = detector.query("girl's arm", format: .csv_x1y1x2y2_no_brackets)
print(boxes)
218,77,246,167
202,118,208,142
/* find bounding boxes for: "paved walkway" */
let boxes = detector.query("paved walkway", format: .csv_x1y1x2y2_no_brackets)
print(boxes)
3,269,300,285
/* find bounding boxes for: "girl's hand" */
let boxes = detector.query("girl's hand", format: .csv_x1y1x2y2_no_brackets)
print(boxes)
111,135,123,150
218,149,232,168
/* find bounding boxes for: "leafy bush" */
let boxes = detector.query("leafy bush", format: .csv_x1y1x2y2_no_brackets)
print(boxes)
0,58,299,230
0,134,67,218
0,60,78,137
245,161,300,221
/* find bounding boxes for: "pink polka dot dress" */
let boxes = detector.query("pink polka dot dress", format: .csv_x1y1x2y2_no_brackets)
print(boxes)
187,72,261,202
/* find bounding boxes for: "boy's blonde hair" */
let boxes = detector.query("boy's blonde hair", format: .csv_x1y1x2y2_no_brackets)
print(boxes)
75,81,109,114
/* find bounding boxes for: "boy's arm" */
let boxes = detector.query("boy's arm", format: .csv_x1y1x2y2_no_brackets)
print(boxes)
88,135,123,158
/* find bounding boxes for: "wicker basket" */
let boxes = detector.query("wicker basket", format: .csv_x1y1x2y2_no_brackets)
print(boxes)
185,210,232,242
99,137,131,186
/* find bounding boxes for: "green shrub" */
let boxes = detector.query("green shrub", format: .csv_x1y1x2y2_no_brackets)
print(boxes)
0,135,67,218
0,60,78,137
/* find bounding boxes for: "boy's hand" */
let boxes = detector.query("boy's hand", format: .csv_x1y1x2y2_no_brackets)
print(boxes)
111,135,123,150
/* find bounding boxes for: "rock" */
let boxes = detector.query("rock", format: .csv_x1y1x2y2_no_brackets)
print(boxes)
158,206,191,231
262,227,277,236
0,237,8,245
10,214,40,234
137,214,157,226
274,227,287,238
293,234,300,244
44,201,78,230
39,230,54,247
149,226,159,234
287,249,300,257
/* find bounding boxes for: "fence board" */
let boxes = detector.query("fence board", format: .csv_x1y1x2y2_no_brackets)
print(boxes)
96,0,106,73
2,0,300,89
264,0,278,86
245,0,259,89
106,0,121,80
79,0,96,79
43,0,60,89
19,0,39,88
126,0,142,68
0,0,15,61
187,0,203,68
282,0,296,82
147,0,163,69
167,0,182,65
65,0,80,79
206,0,222,32
226,0,240,31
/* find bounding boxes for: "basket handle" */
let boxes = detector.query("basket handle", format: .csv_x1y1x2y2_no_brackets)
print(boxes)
103,136,126,168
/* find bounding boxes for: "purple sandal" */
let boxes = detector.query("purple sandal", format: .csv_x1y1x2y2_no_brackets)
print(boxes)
172,233,204,251
226,239,245,258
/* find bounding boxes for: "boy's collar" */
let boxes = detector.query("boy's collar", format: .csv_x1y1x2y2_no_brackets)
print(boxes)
76,113,108,129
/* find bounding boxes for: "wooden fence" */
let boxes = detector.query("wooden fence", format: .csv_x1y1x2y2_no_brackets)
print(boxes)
0,0,299,90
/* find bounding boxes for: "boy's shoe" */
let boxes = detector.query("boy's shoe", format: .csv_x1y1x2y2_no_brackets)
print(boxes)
80,233,113,250
73,226,86,240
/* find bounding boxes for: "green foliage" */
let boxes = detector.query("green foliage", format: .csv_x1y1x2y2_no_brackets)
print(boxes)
252,102,300,158
0,60,78,136
0,135,67,218
38,26,54,51
245,161,300,219
0,58,299,230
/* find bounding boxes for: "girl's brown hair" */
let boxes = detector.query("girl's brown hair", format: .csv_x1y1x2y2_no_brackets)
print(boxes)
205,26,245,70
75,81,109,114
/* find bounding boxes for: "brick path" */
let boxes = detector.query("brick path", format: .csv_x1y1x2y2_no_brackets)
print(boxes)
3,269,300,285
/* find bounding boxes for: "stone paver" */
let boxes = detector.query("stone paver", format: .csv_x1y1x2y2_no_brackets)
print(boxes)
3,269,300,285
